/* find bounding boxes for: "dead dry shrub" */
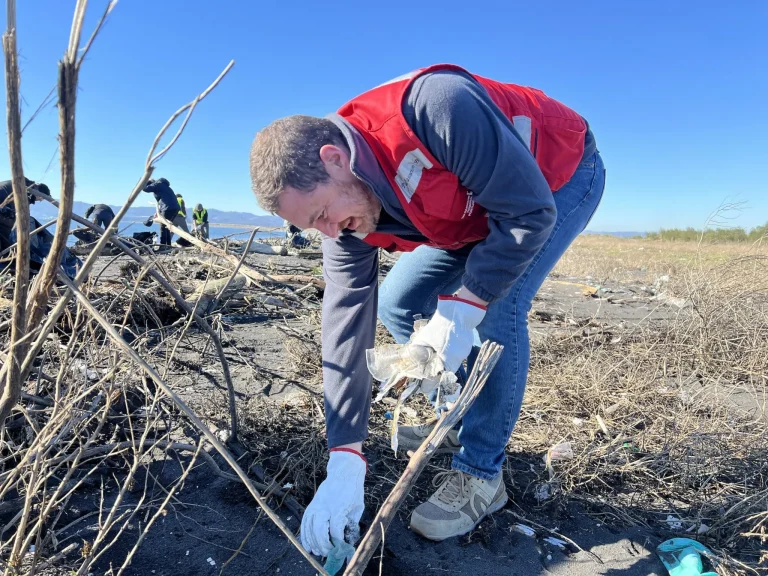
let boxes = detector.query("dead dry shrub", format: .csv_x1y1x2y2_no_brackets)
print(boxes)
283,333,322,384
0,328,194,576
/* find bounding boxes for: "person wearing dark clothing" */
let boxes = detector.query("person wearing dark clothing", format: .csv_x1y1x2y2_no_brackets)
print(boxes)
284,220,311,249
143,177,179,245
0,178,49,251
0,177,49,204
143,178,178,219
84,204,115,229
0,178,80,277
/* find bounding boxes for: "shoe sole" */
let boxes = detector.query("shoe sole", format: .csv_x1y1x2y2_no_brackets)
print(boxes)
410,491,509,541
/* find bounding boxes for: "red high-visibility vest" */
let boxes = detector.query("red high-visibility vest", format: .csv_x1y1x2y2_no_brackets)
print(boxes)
338,64,586,252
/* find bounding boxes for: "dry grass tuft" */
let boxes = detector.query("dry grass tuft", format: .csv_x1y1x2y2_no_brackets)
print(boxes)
553,234,768,283
517,251,768,572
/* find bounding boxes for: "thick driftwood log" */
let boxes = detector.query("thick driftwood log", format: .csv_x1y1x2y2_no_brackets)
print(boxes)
157,215,325,290
242,242,287,256
185,274,246,312
158,215,285,256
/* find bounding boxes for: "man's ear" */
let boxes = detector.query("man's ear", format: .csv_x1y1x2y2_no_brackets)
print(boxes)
319,144,350,177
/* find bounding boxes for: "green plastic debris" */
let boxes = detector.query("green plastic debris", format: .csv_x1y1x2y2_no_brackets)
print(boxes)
323,538,355,576
657,538,718,576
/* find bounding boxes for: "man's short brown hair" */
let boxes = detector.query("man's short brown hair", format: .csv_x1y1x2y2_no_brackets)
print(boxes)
249,115,347,213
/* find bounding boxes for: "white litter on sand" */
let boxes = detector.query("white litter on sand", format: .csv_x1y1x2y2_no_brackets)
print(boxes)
513,523,536,537
544,536,568,549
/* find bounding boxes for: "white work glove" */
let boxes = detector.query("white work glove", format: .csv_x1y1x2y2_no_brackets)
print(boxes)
411,295,486,373
300,449,366,557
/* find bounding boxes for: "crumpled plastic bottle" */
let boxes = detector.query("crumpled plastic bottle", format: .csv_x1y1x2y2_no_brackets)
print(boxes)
365,318,465,454
323,537,356,575
365,343,435,383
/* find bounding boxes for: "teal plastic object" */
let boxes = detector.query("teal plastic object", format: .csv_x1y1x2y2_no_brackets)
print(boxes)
323,538,356,576
657,538,718,576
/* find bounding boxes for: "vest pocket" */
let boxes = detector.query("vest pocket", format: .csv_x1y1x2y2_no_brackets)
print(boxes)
539,116,587,191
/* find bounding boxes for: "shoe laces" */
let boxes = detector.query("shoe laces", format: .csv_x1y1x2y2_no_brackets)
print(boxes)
432,470,466,504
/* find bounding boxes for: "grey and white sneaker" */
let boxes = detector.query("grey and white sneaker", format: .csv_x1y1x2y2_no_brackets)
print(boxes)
409,470,508,541
397,420,461,455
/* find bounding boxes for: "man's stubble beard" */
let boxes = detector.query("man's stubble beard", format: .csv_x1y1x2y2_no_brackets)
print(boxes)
346,179,381,234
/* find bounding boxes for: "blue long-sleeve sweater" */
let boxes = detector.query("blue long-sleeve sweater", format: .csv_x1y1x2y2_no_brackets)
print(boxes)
321,70,595,447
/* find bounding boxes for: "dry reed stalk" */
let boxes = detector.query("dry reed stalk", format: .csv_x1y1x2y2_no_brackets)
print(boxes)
0,0,30,427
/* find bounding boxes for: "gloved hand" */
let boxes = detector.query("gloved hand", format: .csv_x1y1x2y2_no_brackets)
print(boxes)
300,449,366,557
411,295,486,373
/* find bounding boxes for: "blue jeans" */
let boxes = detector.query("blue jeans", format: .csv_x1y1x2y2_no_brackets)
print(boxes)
378,152,605,480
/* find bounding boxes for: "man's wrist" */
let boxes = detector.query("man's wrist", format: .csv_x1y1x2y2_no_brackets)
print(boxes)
453,286,488,307
329,443,367,471
333,441,363,452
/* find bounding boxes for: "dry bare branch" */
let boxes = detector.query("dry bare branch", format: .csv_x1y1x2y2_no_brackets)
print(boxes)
1,0,30,427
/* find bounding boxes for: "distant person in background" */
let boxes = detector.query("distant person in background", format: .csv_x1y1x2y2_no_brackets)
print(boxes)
142,177,178,245
0,177,47,207
284,220,311,249
84,204,115,229
0,178,49,251
176,193,187,218
0,178,81,277
192,203,209,240
172,193,191,237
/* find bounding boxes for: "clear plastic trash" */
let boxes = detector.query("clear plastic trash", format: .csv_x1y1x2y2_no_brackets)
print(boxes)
365,343,435,382
365,318,463,454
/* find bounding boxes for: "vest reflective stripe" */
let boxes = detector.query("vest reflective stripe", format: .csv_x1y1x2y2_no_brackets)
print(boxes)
511,115,532,150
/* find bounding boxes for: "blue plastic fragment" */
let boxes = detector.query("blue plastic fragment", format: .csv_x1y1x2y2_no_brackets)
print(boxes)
323,538,355,575
657,538,718,576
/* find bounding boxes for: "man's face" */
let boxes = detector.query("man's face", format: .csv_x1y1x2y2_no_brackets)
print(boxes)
276,145,381,238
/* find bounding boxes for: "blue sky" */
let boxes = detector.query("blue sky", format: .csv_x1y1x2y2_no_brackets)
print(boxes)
3,0,766,232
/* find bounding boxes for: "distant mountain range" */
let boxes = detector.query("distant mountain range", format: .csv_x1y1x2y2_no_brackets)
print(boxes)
30,200,284,227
